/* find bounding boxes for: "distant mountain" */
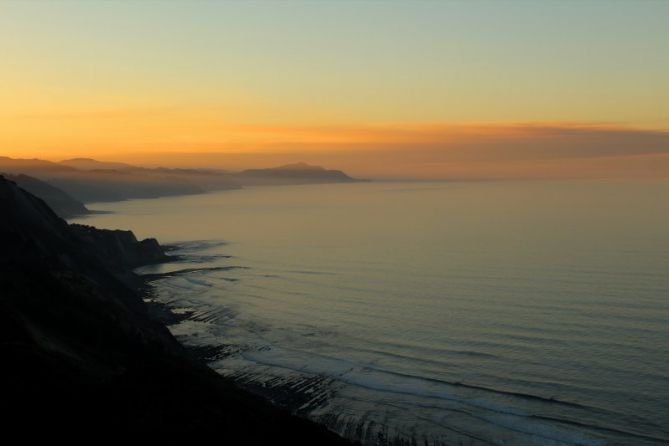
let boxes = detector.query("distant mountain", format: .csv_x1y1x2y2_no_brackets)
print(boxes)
59,157,138,171
273,162,327,171
0,156,76,175
237,162,359,185
0,156,360,203
0,156,236,203
4,174,89,218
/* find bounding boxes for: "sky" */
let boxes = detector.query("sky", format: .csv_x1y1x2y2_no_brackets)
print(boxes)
1,0,668,178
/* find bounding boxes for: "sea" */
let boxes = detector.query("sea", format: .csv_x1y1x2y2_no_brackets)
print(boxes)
73,180,669,446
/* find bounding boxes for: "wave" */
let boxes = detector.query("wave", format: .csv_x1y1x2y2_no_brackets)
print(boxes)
148,270,669,445
235,345,668,445
237,352,608,446
142,265,248,281
170,239,230,251
144,230,669,446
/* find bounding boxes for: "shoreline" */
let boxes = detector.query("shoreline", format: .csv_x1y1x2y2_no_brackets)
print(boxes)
137,257,346,427
138,239,669,446
44,180,669,445
130,246,359,440
0,175,354,442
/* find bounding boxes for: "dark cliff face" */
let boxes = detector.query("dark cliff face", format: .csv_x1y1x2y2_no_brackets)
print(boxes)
0,175,351,442
70,223,168,269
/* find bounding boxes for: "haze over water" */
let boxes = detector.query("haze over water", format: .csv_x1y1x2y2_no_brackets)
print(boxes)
74,180,669,445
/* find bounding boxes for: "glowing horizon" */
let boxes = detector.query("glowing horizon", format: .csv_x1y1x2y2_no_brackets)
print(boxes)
1,1,667,178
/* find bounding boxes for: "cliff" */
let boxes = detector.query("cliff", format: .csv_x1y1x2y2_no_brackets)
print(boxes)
0,175,351,442
70,224,168,269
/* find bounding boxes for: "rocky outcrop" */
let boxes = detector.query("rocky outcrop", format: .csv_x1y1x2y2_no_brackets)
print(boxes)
70,224,168,269
0,174,352,442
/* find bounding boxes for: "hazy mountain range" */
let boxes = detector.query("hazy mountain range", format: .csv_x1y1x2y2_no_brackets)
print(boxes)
0,156,359,218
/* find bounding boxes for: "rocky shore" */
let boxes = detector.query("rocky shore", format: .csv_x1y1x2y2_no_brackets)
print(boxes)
0,174,353,442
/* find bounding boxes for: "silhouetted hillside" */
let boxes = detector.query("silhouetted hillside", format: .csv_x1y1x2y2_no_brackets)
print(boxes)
4,173,89,218
0,175,352,442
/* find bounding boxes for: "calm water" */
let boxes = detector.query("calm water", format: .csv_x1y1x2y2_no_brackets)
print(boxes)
74,181,669,445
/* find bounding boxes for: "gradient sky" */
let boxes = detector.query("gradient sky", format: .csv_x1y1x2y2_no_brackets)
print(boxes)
1,0,668,178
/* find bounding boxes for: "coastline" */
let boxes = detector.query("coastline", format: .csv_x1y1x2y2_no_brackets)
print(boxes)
141,272,336,404
18,179,669,445
136,246,354,431
0,175,353,442
118,184,669,446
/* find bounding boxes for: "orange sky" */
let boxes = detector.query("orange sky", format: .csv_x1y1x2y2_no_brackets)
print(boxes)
1,107,668,179
1,1,667,179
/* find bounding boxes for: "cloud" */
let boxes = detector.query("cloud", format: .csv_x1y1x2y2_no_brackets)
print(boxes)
154,121,669,159
210,122,669,163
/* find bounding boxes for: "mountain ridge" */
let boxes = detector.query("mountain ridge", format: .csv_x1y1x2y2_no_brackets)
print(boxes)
1,155,362,204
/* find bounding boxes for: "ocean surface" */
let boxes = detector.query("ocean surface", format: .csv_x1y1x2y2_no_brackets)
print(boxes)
73,180,669,445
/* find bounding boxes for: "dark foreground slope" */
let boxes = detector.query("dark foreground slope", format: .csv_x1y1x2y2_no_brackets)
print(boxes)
0,175,351,442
